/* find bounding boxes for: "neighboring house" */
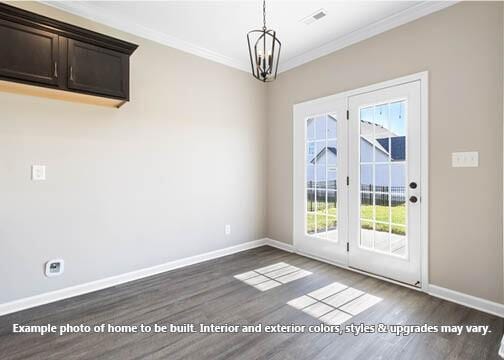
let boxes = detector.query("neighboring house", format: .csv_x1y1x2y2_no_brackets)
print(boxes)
307,121,406,204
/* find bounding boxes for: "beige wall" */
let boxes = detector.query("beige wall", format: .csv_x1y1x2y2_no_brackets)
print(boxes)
0,2,267,303
266,2,504,303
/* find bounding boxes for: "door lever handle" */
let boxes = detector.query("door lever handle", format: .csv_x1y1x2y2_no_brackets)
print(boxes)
409,196,418,203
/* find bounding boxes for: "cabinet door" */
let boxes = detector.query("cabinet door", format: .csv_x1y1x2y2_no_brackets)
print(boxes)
67,39,128,99
0,19,59,86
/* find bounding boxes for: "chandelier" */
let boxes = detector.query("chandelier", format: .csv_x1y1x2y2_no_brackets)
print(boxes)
247,0,281,82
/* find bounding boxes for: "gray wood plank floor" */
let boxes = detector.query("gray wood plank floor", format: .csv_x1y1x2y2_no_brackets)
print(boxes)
0,246,502,360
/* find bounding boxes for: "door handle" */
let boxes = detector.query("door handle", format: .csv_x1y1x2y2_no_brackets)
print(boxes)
409,182,417,189
69,66,74,81
54,62,58,78
409,196,418,203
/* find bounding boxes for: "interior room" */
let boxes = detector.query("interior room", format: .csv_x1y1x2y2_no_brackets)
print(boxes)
0,1,503,359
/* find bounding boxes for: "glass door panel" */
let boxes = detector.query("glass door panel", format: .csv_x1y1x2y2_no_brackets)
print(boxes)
349,80,421,286
358,101,407,257
305,114,339,242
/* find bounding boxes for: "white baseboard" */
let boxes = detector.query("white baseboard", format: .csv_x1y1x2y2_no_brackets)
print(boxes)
264,238,295,252
428,284,504,318
3,238,502,319
0,238,268,316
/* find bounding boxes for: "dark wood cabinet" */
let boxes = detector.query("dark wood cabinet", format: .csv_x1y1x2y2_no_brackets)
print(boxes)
0,19,59,86
0,3,137,107
67,39,128,99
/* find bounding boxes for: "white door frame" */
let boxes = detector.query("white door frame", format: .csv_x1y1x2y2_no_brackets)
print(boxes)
293,71,429,292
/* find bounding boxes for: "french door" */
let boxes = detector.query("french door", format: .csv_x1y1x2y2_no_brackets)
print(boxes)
293,74,426,288
293,97,349,265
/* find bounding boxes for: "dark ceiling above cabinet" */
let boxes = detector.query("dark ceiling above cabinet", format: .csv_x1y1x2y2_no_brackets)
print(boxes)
0,3,138,108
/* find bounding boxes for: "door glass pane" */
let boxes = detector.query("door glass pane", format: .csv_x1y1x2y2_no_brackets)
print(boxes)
316,189,327,238
306,165,315,188
360,192,373,220
306,142,316,165
307,118,315,140
328,168,337,190
375,193,390,223
327,115,337,139
307,214,316,234
392,195,406,226
315,116,326,140
390,101,406,161
327,139,337,166
315,142,326,189
359,100,407,257
391,163,406,227
360,221,373,249
374,223,390,252
307,190,315,212
327,190,337,217
360,164,372,192
317,190,326,214
317,214,327,239
374,104,388,129
375,164,389,193
305,114,338,242
316,165,326,189
327,215,337,240
375,137,390,162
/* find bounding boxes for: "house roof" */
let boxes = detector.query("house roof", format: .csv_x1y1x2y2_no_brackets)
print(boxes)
310,136,405,164
310,147,337,164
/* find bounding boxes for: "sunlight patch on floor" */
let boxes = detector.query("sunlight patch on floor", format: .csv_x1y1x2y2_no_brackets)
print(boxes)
287,282,382,325
234,262,313,291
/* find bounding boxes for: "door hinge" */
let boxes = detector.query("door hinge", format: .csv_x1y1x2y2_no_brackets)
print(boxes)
346,110,349,120
346,242,349,252
346,176,349,186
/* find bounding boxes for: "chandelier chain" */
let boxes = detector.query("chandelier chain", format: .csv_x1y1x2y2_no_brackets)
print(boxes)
262,0,266,30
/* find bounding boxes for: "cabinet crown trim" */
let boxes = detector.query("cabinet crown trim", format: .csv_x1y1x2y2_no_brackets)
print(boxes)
0,3,138,55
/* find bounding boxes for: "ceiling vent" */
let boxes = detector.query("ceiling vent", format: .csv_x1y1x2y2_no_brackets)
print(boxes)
301,9,327,25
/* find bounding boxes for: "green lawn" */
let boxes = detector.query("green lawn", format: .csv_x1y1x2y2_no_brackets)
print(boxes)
307,204,406,235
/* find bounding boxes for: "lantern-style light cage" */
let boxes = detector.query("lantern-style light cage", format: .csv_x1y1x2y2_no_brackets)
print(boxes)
247,1,281,82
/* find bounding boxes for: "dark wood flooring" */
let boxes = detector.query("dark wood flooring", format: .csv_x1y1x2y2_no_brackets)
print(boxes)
0,246,502,359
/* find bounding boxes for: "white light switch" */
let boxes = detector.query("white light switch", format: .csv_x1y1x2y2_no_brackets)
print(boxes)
225,224,231,235
452,152,479,168
31,165,46,180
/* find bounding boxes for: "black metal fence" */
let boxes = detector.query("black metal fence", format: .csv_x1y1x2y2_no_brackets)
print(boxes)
307,180,337,189
361,186,405,206
307,185,406,210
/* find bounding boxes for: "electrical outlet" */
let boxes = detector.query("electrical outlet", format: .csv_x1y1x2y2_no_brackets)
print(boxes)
32,165,46,180
225,224,231,235
45,259,64,277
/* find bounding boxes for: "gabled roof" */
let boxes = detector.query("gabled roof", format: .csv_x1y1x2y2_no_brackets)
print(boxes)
309,135,405,164
310,147,337,164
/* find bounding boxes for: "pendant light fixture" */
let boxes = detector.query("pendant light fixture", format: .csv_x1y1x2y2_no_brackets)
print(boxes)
247,0,281,82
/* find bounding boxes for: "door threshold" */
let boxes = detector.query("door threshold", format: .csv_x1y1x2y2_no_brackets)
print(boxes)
294,248,424,292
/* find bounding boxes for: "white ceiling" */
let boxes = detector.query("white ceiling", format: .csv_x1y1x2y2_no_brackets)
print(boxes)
45,1,456,73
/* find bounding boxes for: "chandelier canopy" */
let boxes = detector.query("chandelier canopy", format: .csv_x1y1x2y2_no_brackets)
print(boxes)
247,0,281,82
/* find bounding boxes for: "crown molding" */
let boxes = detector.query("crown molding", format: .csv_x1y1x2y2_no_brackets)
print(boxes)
40,0,251,72
41,1,458,75
278,1,459,73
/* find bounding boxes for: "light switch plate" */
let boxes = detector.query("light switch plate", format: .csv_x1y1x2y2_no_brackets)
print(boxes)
31,165,46,180
452,152,479,168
